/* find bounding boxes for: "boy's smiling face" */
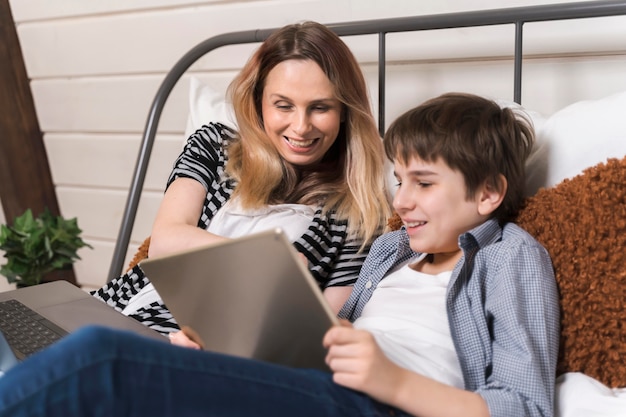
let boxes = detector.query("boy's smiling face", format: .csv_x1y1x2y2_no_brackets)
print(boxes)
392,156,493,267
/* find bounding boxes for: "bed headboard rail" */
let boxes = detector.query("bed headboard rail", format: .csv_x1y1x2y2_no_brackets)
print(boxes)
108,0,626,281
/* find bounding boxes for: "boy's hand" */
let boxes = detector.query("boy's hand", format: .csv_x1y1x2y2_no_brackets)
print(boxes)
323,320,405,404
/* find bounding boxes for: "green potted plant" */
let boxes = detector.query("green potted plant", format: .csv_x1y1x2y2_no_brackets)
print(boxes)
0,208,92,287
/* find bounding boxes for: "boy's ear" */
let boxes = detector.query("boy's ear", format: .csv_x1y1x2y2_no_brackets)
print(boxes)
477,174,506,216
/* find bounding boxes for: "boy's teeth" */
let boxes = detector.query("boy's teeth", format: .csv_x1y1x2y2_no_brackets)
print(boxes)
406,221,425,227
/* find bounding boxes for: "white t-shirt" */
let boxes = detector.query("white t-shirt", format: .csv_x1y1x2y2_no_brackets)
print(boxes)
206,198,314,242
121,198,314,316
353,254,464,388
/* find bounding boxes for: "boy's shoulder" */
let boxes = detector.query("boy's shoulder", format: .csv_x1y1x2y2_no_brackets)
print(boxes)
465,220,550,263
501,221,546,249
468,219,542,248
466,221,555,289
369,228,413,261
468,220,552,272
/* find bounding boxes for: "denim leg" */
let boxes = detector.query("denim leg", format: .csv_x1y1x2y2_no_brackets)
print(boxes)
0,326,407,417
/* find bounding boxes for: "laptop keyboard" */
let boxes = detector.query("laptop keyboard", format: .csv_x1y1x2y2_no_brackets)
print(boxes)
0,299,68,360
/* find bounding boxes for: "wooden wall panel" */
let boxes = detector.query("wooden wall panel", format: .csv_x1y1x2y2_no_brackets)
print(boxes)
30,74,235,133
43,134,182,189
72,239,140,291
15,1,348,78
32,77,186,133
16,11,626,79
8,0,241,22
11,0,590,23
56,188,162,242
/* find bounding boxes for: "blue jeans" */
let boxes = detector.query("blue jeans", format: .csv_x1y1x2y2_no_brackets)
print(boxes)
0,326,408,417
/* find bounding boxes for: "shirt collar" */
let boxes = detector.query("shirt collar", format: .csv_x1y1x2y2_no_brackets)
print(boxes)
458,218,502,252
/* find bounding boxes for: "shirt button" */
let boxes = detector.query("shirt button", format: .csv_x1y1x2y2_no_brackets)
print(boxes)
365,280,372,289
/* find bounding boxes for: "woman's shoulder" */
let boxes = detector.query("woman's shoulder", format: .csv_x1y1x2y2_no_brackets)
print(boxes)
190,122,238,144
180,122,239,161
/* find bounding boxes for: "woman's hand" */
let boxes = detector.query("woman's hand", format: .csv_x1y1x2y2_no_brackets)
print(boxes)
168,326,206,350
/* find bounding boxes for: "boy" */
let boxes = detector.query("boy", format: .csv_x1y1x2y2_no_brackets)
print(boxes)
327,92,560,417
0,93,559,417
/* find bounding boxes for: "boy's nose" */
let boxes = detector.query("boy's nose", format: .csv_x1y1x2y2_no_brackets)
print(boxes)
392,186,414,212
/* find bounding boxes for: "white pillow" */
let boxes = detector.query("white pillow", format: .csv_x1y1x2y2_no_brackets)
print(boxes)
499,92,626,196
183,76,237,144
526,90,626,196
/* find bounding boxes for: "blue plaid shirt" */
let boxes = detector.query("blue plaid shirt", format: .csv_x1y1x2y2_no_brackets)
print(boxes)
338,219,560,417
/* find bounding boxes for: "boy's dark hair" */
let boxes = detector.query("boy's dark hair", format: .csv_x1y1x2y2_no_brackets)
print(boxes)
384,92,534,223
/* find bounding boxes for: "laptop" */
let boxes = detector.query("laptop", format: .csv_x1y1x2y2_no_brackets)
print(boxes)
0,279,166,375
141,228,339,370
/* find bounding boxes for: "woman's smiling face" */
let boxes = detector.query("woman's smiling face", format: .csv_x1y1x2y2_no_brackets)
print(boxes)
261,59,343,167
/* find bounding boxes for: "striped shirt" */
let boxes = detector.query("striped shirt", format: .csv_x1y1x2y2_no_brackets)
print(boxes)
93,122,372,334
168,122,369,287
339,219,560,417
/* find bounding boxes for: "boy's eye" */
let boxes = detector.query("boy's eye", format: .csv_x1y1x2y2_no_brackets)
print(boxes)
418,182,432,188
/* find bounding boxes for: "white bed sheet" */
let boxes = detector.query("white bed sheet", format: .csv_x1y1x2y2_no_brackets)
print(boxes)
556,373,626,417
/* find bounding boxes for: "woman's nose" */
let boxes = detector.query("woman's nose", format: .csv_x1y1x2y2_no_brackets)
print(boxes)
291,110,311,136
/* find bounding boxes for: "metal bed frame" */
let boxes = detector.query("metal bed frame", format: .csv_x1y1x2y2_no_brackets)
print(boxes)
108,0,626,281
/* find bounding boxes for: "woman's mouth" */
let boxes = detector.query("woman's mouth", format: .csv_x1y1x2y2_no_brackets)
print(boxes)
284,136,318,149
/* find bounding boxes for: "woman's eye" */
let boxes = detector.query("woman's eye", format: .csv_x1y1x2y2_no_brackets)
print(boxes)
275,102,292,110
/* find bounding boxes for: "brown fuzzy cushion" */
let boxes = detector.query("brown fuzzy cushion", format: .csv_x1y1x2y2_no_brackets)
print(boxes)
387,156,626,387
127,236,151,270
517,156,626,388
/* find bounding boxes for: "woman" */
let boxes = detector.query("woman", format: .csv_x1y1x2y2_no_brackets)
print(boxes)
92,21,391,332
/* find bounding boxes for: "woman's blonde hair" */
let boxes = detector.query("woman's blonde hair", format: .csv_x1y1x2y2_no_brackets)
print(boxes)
226,21,390,245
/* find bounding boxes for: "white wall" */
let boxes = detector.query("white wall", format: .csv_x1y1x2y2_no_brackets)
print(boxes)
5,0,626,290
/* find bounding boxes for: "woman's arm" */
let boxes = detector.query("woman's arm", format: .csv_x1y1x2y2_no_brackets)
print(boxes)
148,178,227,258
149,123,234,259
323,286,353,315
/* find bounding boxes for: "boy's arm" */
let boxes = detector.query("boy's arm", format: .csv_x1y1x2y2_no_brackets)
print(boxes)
324,324,490,417
472,243,560,417
324,239,559,417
